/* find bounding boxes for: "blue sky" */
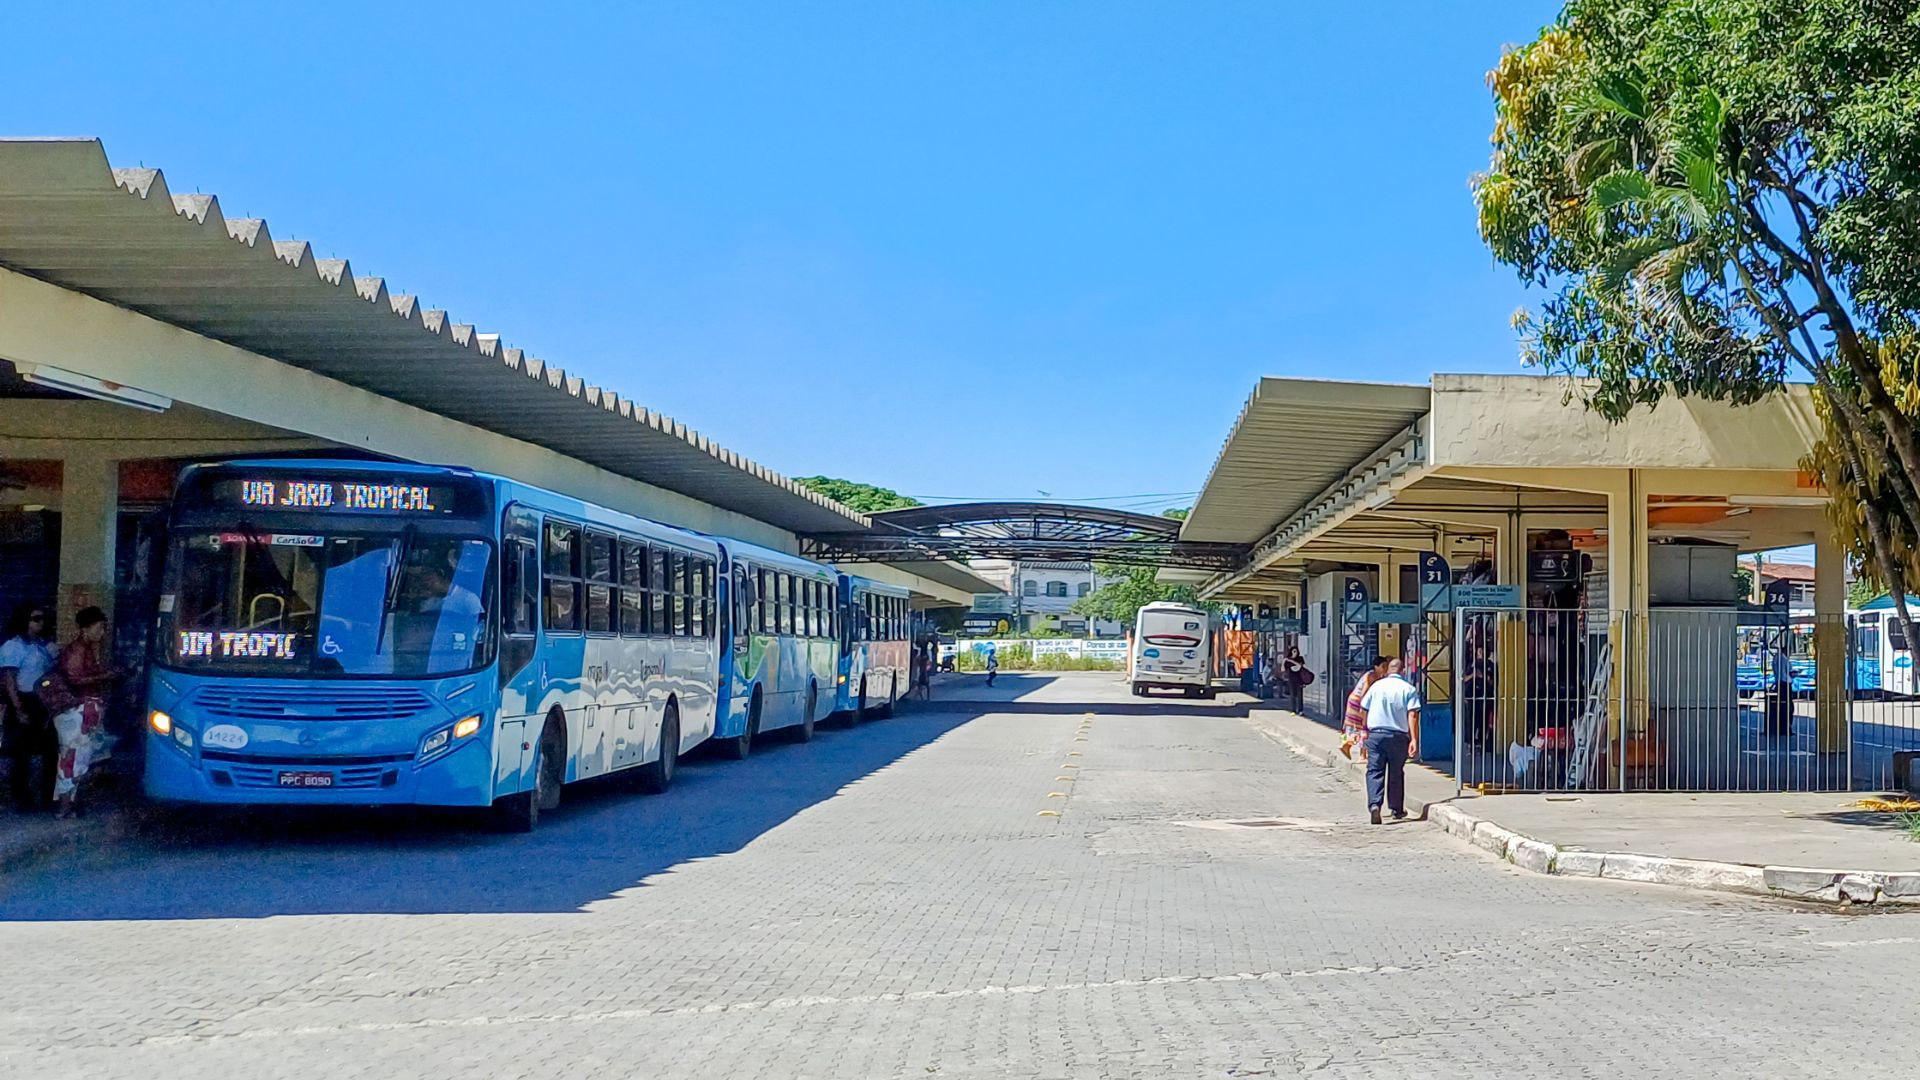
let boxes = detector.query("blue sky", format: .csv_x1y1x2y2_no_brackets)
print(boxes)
9,2,1564,513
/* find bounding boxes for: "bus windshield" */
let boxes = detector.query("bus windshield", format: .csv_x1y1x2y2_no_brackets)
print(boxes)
1139,609,1205,648
162,529,493,677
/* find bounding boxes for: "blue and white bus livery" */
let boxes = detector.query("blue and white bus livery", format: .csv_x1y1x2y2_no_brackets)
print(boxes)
711,541,843,757
144,460,721,831
837,575,911,720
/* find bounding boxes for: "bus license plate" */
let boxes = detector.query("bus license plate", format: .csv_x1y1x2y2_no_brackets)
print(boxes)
278,771,333,788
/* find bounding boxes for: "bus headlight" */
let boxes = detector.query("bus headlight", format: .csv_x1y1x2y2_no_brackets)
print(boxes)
421,729,451,756
453,715,482,739
149,711,173,736
173,724,194,750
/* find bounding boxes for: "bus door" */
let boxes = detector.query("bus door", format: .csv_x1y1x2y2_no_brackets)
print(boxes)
1888,613,1915,696
495,505,543,794
730,562,748,678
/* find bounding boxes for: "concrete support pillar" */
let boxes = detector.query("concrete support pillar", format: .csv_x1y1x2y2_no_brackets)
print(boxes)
1605,470,1648,785
1377,553,1404,661
1814,527,1847,752
1494,511,1528,753
56,455,119,637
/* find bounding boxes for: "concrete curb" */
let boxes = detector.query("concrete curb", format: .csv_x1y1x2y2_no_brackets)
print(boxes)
1248,706,1920,906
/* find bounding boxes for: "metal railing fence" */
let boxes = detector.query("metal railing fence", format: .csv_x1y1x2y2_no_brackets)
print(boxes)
1446,607,1898,794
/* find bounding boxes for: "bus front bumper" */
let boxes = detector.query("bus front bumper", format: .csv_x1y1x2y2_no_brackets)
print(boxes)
143,731,495,807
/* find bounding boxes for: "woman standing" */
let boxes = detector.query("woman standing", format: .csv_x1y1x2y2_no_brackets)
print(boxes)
41,606,115,819
1342,656,1389,760
1279,645,1310,711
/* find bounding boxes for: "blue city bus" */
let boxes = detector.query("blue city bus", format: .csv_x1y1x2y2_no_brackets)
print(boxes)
709,539,843,757
144,459,721,831
837,574,911,719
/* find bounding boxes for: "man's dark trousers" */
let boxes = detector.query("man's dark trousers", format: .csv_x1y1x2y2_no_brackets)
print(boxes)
1364,728,1410,815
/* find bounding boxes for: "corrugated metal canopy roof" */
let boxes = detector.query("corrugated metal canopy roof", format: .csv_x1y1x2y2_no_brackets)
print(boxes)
0,138,870,536
1181,377,1431,545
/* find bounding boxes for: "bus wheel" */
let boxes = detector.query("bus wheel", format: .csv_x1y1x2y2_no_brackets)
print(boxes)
796,685,817,743
534,719,565,810
878,678,897,719
491,717,561,833
719,692,759,760
637,702,679,794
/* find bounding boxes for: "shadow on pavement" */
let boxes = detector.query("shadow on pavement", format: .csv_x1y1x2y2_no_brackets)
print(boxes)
0,707,980,922
926,699,1252,718
1800,808,1920,837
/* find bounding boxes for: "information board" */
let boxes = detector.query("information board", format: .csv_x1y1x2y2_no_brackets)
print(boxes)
1453,584,1523,609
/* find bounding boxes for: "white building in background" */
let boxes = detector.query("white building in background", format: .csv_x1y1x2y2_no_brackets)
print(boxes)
965,559,1126,637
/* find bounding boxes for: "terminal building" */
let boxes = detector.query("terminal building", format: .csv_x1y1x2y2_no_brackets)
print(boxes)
0,137,994,657
1170,374,1898,793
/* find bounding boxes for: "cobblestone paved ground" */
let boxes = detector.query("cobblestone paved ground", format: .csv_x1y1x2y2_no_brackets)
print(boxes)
4,672,1917,1079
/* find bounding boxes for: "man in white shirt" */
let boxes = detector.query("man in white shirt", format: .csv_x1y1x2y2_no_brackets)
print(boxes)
1358,655,1421,825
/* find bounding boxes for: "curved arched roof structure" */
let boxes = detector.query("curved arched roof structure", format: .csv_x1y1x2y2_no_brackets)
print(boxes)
802,502,1248,571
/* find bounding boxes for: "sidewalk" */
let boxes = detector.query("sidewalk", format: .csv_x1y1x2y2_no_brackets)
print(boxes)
1247,703,1920,905
0,763,141,877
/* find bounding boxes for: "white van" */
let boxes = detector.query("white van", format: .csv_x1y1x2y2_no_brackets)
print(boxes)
1130,602,1214,698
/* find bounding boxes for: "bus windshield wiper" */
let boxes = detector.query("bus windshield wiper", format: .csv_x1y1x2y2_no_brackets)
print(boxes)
377,524,418,651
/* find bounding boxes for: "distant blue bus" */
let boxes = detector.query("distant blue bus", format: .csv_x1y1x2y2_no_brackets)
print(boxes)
145,460,726,830
838,574,911,719
1737,609,1911,698
710,540,843,757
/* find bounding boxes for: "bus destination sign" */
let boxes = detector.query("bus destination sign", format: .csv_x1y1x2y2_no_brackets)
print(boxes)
178,629,300,661
230,478,447,514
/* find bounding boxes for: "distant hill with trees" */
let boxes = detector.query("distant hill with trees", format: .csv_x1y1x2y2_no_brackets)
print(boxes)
794,476,922,514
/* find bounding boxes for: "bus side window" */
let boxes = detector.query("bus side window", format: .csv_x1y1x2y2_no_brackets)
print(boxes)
543,520,581,634
500,508,540,683
584,531,615,635
706,558,719,637
619,539,648,637
757,569,770,633
502,511,540,638
650,547,668,635
690,558,708,638
803,580,818,638
667,551,687,637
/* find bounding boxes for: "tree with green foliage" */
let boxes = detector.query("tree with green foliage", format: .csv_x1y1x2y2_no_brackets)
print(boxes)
1474,0,1920,647
1849,578,1884,610
793,476,922,514
1073,564,1208,628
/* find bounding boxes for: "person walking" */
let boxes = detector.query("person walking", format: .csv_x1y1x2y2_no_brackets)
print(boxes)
984,646,999,688
0,605,57,811
41,607,116,819
1359,655,1421,825
1342,656,1388,760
